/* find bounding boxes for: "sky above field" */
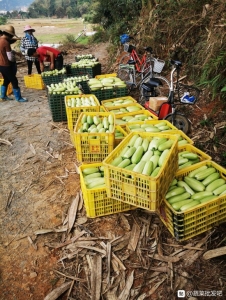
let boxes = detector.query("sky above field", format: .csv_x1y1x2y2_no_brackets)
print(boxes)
0,0,33,11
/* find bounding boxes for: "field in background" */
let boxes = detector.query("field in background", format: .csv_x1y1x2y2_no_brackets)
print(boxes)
8,18,94,45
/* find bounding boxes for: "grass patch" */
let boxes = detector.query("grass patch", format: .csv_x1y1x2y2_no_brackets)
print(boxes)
37,34,64,44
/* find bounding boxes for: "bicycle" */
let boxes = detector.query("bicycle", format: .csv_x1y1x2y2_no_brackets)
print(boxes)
117,34,171,100
142,59,200,134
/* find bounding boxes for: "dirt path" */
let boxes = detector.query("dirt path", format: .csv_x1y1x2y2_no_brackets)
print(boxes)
0,44,110,299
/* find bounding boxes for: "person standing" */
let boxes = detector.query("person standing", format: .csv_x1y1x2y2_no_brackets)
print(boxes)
27,46,63,72
20,25,41,75
0,25,27,102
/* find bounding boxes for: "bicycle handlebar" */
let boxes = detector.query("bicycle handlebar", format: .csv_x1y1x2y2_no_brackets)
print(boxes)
170,59,182,68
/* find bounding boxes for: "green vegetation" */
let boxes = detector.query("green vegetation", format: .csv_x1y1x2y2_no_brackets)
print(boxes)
0,16,7,25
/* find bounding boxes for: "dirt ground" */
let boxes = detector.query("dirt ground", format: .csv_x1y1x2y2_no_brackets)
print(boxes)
0,22,226,300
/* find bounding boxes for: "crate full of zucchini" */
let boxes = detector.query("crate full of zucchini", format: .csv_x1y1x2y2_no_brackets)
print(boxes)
103,131,179,211
74,112,115,163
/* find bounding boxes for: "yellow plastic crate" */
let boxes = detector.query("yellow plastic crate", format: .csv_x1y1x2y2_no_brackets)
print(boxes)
178,143,212,171
126,120,178,133
95,73,117,79
65,94,100,131
166,130,194,145
24,74,45,90
100,105,107,112
101,96,137,108
104,102,145,115
79,163,135,218
114,125,128,147
115,110,158,125
103,132,179,211
0,79,13,95
74,112,115,163
159,161,226,241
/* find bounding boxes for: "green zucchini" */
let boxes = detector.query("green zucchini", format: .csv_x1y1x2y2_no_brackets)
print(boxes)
188,165,208,178
158,140,173,151
191,191,213,200
117,158,131,168
184,176,205,192
200,195,217,204
141,150,153,162
202,172,220,186
142,161,153,176
158,149,170,167
165,187,185,199
168,192,191,204
83,167,99,175
133,161,146,173
111,156,123,166
131,146,144,164
195,167,217,180
128,134,140,147
177,180,195,195
206,178,226,192
122,146,136,159
180,200,200,211
171,199,194,211
150,166,161,177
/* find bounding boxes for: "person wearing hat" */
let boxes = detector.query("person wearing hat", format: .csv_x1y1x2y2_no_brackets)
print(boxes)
20,25,41,75
0,25,27,102
27,46,63,72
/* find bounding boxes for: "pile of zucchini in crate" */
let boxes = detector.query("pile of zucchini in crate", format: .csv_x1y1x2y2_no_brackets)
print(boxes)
166,164,226,212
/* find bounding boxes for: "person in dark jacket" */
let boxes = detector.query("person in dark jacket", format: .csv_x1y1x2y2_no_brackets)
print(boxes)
20,25,41,75
27,46,63,72
0,25,27,102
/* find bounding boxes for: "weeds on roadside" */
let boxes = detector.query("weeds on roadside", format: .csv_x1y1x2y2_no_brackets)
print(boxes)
63,34,90,46
200,118,213,127
199,50,226,101
220,152,226,167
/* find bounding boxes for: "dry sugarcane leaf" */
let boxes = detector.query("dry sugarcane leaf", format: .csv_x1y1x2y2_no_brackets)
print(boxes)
215,121,226,128
127,223,141,251
77,245,106,256
64,248,88,260
203,246,226,260
111,233,131,252
120,214,131,231
34,228,55,235
54,226,68,233
29,143,36,154
145,276,166,297
44,281,72,300
76,216,88,225
104,286,118,300
78,190,84,210
182,233,211,263
91,255,102,300
118,270,134,300
106,242,111,285
84,255,91,290
27,236,37,250
152,254,180,263
174,271,189,291
0,138,12,146
55,230,86,249
100,241,126,271
66,240,96,250
168,261,173,290
67,193,80,233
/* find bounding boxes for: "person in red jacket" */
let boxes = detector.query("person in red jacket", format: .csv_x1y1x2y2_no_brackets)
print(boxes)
27,46,63,72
